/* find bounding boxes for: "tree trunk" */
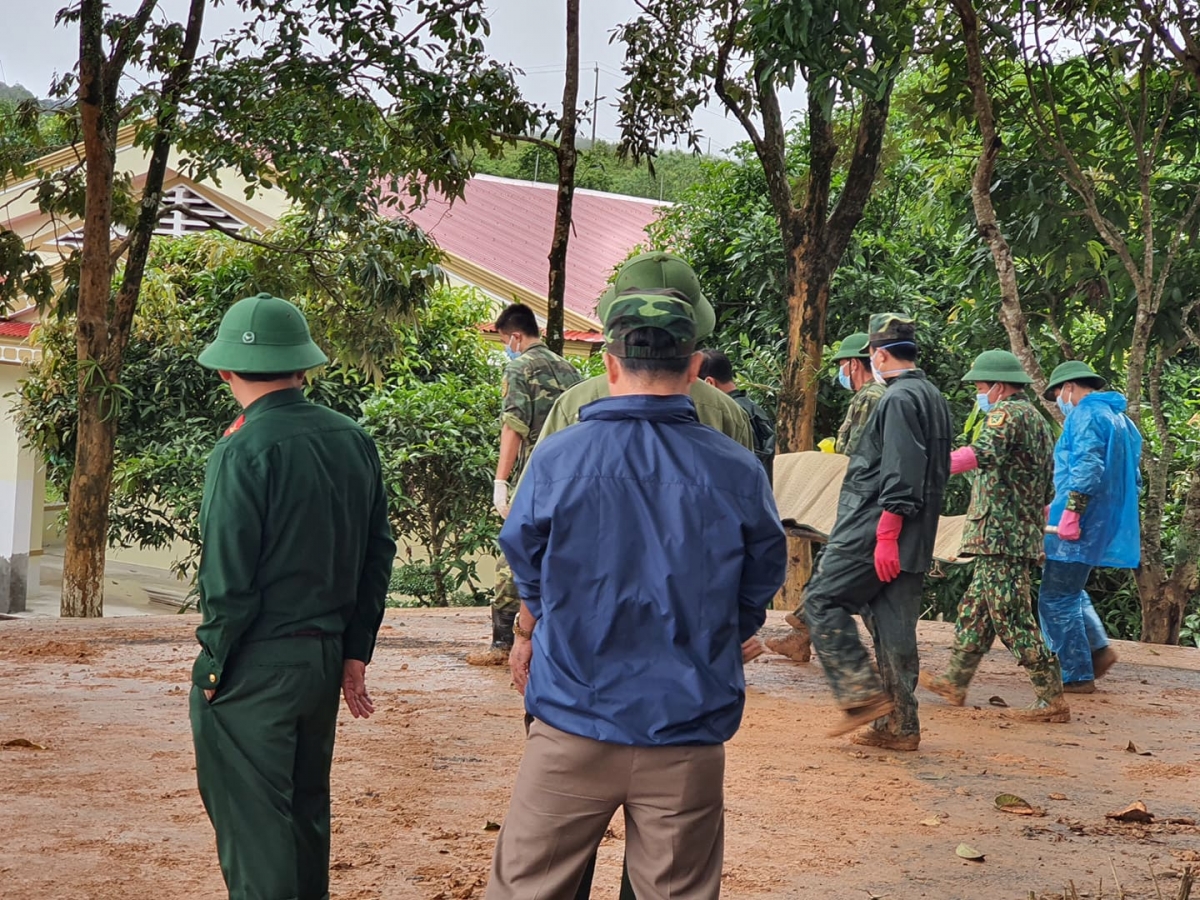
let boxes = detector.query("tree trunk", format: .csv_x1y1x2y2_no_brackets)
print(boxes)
62,0,205,617
1137,466,1200,643
62,0,120,618
951,0,1053,409
545,0,580,356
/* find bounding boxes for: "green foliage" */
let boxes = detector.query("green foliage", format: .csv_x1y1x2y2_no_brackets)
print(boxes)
14,224,455,578
387,560,488,608
473,140,709,202
362,328,501,607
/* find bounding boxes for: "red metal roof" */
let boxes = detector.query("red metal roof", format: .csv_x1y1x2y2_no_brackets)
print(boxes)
400,175,662,324
0,320,34,339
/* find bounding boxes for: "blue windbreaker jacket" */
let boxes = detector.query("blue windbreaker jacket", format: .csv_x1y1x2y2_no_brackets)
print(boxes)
498,394,787,747
1045,391,1142,568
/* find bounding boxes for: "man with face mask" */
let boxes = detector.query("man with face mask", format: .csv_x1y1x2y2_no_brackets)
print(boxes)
800,314,952,749
1038,361,1140,691
765,332,886,664
919,350,1068,721
832,332,888,456
469,303,582,667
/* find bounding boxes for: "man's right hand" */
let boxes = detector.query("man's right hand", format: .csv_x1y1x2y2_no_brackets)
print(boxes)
342,659,374,719
510,636,533,695
493,479,510,519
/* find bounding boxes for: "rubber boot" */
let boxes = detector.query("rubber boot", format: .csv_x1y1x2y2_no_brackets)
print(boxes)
466,607,516,666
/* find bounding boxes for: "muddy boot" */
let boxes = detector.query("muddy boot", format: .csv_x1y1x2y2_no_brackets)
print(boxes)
1003,695,1071,723
828,693,895,737
1063,680,1096,693
764,612,812,663
466,607,516,667
919,670,967,707
850,728,920,751
1092,646,1118,679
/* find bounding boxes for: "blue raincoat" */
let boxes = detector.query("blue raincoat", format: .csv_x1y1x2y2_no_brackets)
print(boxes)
1044,391,1142,568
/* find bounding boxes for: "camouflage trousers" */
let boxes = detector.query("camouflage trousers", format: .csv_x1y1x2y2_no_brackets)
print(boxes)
947,554,1062,702
493,559,521,615
803,549,924,739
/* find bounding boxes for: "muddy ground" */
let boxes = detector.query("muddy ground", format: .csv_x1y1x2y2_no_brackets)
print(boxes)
1,610,1198,900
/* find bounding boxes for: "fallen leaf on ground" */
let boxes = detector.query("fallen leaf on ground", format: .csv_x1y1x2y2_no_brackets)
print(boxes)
1124,741,1152,756
1105,801,1155,824
2,738,47,750
920,817,941,827
956,843,985,861
1048,793,1069,801
995,794,1042,816
483,821,500,832
988,696,1008,708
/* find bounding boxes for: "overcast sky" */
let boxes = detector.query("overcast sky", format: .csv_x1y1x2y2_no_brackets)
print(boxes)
0,0,803,157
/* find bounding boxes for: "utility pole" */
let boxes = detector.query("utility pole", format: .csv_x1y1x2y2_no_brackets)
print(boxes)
591,62,599,146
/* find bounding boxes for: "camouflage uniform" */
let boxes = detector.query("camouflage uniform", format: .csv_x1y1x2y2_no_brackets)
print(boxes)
494,341,583,615
928,395,1064,704
835,382,887,456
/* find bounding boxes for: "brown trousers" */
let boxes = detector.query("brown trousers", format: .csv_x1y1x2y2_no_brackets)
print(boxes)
486,719,726,900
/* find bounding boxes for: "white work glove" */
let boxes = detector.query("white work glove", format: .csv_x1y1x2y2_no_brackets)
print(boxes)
493,479,510,519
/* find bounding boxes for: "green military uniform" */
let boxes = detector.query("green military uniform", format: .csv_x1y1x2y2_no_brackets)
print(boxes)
539,375,754,450
189,294,396,900
803,314,952,745
491,341,582,623
831,332,886,456
730,388,775,479
923,350,1064,708
835,383,886,456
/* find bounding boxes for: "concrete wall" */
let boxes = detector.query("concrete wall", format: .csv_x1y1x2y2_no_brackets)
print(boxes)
0,354,42,613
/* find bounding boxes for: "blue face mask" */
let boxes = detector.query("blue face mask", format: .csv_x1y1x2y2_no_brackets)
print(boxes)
837,366,852,391
1057,397,1075,417
504,347,519,361
976,393,994,414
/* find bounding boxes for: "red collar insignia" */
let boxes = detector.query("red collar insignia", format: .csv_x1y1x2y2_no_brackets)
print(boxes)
223,414,246,438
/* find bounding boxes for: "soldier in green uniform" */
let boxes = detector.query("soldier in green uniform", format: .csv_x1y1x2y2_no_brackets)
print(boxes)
832,332,888,455
765,331,886,664
919,350,1069,722
536,252,754,452
470,303,583,667
190,293,397,900
801,314,952,750
698,348,776,477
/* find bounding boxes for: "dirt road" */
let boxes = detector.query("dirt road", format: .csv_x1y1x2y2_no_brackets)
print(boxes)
1,610,1197,899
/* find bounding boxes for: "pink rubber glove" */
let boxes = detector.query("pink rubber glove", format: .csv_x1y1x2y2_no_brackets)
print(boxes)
949,446,978,475
875,510,904,583
1057,509,1082,541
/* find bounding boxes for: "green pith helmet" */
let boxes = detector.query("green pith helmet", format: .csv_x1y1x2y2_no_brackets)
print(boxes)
596,251,716,339
832,332,872,361
962,349,1033,385
1043,360,1107,400
198,293,329,374
604,289,697,359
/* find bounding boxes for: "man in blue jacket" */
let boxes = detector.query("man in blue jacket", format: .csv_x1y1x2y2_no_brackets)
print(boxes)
485,291,787,900
1041,362,1141,691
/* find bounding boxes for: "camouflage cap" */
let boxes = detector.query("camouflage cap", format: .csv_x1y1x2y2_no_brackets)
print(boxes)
604,289,697,359
831,332,872,361
868,312,917,348
596,251,716,339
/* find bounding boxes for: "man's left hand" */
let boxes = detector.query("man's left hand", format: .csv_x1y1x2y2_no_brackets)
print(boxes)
342,659,375,719
203,689,215,702
510,637,533,695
